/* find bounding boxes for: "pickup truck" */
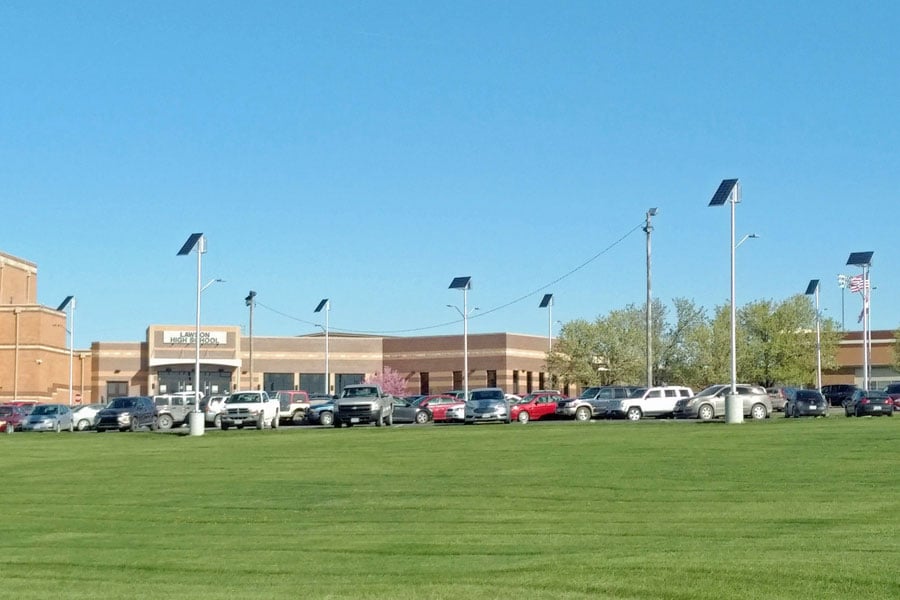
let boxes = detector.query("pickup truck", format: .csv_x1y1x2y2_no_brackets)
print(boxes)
333,384,394,428
220,391,280,430
274,390,310,425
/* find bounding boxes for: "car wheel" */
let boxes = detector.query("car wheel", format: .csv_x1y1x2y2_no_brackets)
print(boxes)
575,406,591,421
626,407,642,421
237,424,245,429
291,411,305,425
68,421,74,432
375,412,384,427
386,412,393,426
333,420,342,428
886,411,893,417
213,414,222,428
76,418,91,431
750,403,767,420
271,415,279,429
54,421,61,433
256,418,264,430
856,407,862,417
517,411,530,424
221,422,230,430
96,428,104,433
319,411,333,427
698,404,715,421
415,411,429,424
157,414,174,430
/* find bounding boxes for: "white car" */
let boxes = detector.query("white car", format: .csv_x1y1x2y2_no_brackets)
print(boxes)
220,391,280,430
72,403,106,431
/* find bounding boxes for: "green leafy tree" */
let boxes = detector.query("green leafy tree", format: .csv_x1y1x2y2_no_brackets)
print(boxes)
547,319,601,388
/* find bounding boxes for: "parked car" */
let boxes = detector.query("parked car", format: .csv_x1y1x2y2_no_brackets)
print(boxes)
556,386,636,421
673,385,771,421
882,383,900,403
821,384,858,407
608,386,694,421
766,387,796,412
273,390,311,425
220,391,280,430
0,404,35,431
21,404,74,432
444,390,467,400
464,388,510,424
391,398,432,424
510,392,565,423
72,403,106,431
95,396,157,432
199,395,227,427
444,403,466,423
417,395,465,422
306,402,334,426
784,389,828,417
844,389,894,417
153,394,194,430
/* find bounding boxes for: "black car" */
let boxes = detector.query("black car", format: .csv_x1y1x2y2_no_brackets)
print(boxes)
95,396,158,432
784,390,828,417
844,390,894,417
821,384,858,407
391,398,432,424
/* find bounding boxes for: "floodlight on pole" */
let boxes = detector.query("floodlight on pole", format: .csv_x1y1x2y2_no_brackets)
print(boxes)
836,274,848,331
314,299,330,395
708,179,742,423
539,294,554,353
644,207,657,387
805,279,822,391
847,252,874,390
448,276,472,400
245,291,256,390
177,233,206,436
56,296,75,406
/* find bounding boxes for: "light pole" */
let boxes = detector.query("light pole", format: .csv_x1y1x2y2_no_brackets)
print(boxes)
644,207,657,387
837,274,847,331
245,291,256,390
314,299,330,395
177,233,206,436
805,280,822,391
539,294,553,353
847,252,873,390
709,179,744,424
448,276,472,400
56,296,75,405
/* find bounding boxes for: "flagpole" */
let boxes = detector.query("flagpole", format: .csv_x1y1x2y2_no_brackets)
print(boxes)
862,266,869,391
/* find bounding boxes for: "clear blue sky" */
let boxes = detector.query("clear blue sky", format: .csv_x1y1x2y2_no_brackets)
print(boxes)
2,1,898,348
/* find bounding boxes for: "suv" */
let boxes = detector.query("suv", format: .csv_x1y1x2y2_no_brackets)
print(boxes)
556,386,636,421
821,384,858,407
274,390,311,425
96,396,157,432
674,384,771,421
606,386,694,421
153,394,194,430
200,395,227,427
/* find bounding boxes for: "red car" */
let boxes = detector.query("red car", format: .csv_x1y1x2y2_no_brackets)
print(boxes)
510,392,566,423
417,395,465,422
0,404,36,432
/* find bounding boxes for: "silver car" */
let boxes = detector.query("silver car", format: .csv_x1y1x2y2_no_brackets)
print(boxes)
464,388,510,424
21,404,74,432
673,384,771,421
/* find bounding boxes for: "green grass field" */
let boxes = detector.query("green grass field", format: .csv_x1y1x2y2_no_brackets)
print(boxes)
1,418,898,599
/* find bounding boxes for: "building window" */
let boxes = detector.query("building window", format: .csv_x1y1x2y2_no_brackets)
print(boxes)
538,372,546,390
106,381,128,399
300,373,326,395
420,372,429,395
336,373,364,395
512,371,519,395
527,371,533,394
452,371,462,390
264,373,293,392
487,370,497,388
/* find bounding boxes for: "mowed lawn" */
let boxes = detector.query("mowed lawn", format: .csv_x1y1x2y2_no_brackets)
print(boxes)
1,417,898,599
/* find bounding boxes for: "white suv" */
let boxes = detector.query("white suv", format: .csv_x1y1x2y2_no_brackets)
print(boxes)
606,386,694,421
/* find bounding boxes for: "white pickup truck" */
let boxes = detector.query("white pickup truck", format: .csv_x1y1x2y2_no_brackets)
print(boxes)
220,391,280,430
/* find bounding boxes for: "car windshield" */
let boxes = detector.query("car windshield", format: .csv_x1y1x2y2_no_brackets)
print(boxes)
862,391,889,400
343,387,378,397
469,390,503,401
226,393,261,404
31,405,58,415
578,387,602,399
0,406,13,417
108,398,136,409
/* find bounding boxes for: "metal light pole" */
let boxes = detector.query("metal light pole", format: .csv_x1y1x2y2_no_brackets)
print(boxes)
847,252,873,390
56,296,76,405
709,179,743,424
644,208,657,387
837,274,847,331
805,280,822,391
539,294,553,353
449,277,472,400
245,291,256,390
177,233,206,436
315,299,330,395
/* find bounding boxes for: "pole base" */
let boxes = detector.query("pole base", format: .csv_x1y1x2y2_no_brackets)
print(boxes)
189,411,205,436
725,394,744,424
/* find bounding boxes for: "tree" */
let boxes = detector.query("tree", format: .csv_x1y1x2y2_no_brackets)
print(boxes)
364,366,408,397
547,319,602,388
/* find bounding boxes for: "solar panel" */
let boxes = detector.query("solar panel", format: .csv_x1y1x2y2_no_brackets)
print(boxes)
177,233,204,255
539,294,553,308
448,276,471,290
805,280,819,295
56,295,74,311
314,298,329,313
708,179,739,206
846,251,873,267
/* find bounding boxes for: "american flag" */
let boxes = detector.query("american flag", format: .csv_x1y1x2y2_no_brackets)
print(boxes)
848,275,867,293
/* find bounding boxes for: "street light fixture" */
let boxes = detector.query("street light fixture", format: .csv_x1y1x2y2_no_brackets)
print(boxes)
56,296,75,405
836,274,848,331
847,251,874,390
708,179,743,424
245,291,256,390
177,233,206,436
805,279,822,391
314,299,330,395
448,276,472,400
539,294,554,353
644,207,657,387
